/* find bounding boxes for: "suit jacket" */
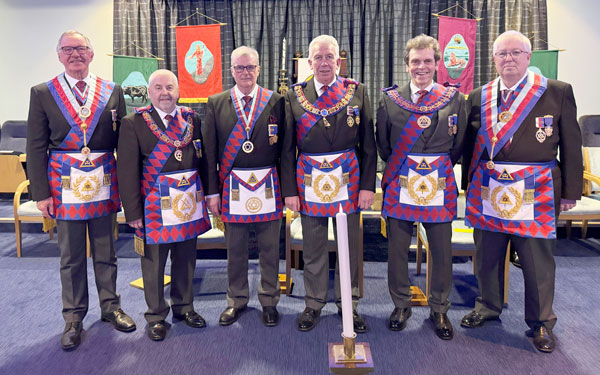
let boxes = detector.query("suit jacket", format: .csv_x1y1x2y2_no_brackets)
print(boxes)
462,79,582,208
376,83,467,174
117,106,208,223
280,78,377,197
202,87,285,196
26,77,126,202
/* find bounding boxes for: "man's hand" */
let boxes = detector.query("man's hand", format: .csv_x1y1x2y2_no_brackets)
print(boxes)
285,196,300,212
358,190,374,210
207,196,221,216
128,218,143,229
36,197,54,219
560,198,576,212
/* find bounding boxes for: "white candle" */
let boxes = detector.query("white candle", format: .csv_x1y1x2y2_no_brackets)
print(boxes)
335,204,354,338
282,37,286,71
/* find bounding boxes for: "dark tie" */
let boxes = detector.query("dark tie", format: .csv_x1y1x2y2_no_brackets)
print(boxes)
242,95,252,111
164,114,173,128
74,80,87,105
416,89,428,104
321,85,329,95
501,89,512,106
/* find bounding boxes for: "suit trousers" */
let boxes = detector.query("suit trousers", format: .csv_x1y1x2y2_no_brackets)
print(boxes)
141,238,197,323
473,229,557,329
300,213,360,311
224,220,282,308
387,218,452,312
57,214,120,322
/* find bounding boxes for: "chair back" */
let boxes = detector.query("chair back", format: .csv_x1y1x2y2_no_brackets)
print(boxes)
0,121,27,153
579,115,600,147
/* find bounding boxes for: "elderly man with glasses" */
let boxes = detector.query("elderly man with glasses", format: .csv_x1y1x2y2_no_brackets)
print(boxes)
26,30,135,351
460,30,582,353
203,46,286,327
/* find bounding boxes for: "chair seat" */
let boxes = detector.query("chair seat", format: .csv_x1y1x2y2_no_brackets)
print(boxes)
16,200,43,217
560,196,600,217
196,228,226,244
289,216,335,245
451,220,476,249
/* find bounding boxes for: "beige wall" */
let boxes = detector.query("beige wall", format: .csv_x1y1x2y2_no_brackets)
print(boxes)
548,0,600,118
0,0,113,124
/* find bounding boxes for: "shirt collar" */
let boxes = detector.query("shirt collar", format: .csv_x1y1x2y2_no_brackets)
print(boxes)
233,85,258,101
410,81,435,95
499,71,529,91
154,106,178,125
64,72,90,88
314,77,338,96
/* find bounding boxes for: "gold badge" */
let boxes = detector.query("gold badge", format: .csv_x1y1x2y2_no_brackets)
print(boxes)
172,192,197,222
72,175,100,202
407,174,437,205
417,116,431,129
248,173,259,184
491,186,522,219
245,197,263,213
498,111,512,123
416,158,432,170
313,174,341,202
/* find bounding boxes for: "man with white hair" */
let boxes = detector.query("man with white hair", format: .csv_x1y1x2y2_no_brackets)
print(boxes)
281,35,376,332
203,46,285,327
27,30,135,351
118,69,211,341
460,30,582,353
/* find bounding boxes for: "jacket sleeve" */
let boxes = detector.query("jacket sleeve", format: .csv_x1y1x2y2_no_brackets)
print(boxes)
557,83,583,200
280,91,299,198
25,86,52,201
201,97,221,196
117,115,144,222
357,85,376,192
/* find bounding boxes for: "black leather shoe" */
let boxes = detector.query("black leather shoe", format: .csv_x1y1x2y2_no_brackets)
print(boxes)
147,321,167,341
389,307,411,331
526,324,555,353
510,248,522,268
337,309,368,333
173,310,206,328
219,306,245,326
429,311,454,340
262,306,279,327
297,307,321,332
101,308,136,332
460,310,498,328
61,321,82,351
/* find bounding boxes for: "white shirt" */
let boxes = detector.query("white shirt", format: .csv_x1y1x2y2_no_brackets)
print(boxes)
153,107,177,128
64,72,91,88
314,77,337,97
500,71,529,92
233,85,258,108
410,81,435,104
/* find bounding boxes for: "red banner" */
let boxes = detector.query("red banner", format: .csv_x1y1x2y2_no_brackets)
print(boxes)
436,16,477,94
175,24,223,103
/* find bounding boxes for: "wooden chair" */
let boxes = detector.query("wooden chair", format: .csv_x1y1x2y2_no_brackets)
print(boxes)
284,208,364,297
13,180,55,257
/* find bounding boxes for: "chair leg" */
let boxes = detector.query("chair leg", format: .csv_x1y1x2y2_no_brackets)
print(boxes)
15,219,22,258
86,225,91,258
425,245,432,298
582,220,589,239
416,232,423,275
503,244,510,306
359,213,364,298
565,220,572,239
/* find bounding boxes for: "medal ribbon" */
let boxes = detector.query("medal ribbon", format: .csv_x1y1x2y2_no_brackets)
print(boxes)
47,74,113,150
380,83,457,194
218,87,273,186
294,77,357,147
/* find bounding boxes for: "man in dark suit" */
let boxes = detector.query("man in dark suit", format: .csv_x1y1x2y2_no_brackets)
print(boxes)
203,46,285,327
281,35,377,332
117,69,211,341
460,30,582,353
376,34,466,340
26,30,135,351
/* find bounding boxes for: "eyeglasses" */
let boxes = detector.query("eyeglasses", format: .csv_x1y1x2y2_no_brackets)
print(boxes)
60,46,90,55
233,65,258,73
494,50,527,59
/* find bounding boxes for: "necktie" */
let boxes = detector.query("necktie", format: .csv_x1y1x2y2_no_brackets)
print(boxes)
501,89,512,106
164,114,173,128
416,89,428,104
74,80,87,106
321,85,329,95
242,96,252,111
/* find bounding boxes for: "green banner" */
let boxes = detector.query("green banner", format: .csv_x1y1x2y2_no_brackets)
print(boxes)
113,55,158,113
529,50,558,80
